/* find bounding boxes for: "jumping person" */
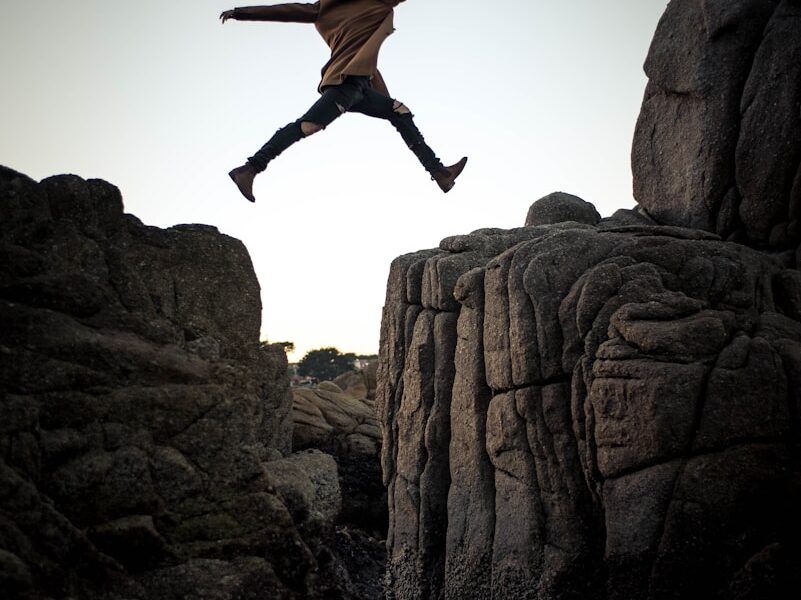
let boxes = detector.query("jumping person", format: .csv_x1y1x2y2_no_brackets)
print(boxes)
220,1,467,202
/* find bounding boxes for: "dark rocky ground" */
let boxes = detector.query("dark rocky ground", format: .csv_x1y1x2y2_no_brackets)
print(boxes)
291,371,388,596
293,369,385,536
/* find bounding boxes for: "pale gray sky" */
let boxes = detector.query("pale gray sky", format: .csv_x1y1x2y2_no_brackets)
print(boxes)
1,1,667,361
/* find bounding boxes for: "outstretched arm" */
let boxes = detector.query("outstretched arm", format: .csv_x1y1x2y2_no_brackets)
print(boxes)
220,3,319,23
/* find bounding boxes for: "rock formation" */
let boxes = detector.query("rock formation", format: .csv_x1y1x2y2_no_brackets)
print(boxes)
0,166,357,599
293,381,380,458
632,0,801,249
377,1,801,598
333,362,378,402
291,373,387,598
293,374,385,533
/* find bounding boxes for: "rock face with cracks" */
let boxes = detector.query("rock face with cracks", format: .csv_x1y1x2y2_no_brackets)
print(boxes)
378,2,801,595
632,0,801,249
378,209,801,600
0,165,353,599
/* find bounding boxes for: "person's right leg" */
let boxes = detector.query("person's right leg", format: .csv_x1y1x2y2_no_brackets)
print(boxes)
350,89,467,192
229,77,369,202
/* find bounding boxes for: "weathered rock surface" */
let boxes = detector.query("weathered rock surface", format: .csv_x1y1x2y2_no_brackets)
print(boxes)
632,0,801,250
294,381,381,456
525,192,601,227
378,3,801,595
334,362,378,401
290,369,387,597
293,378,385,534
378,199,801,598
0,166,350,599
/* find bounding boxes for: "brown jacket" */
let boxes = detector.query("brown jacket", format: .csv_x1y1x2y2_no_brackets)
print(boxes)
233,0,405,96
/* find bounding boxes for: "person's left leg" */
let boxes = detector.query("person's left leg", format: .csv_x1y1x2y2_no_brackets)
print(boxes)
229,77,370,202
350,89,467,192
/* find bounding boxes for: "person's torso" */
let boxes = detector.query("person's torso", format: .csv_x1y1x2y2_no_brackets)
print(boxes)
315,0,393,49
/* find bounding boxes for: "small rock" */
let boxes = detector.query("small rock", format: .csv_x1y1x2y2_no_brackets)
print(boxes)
525,192,601,226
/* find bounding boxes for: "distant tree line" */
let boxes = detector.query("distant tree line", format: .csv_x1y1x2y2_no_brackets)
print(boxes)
296,347,376,381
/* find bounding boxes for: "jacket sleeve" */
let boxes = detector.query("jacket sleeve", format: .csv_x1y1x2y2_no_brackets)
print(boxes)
233,3,319,23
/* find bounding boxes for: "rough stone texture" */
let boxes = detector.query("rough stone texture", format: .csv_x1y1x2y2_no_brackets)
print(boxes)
737,0,801,247
293,382,381,456
289,372,388,598
293,379,385,534
632,0,801,250
525,192,602,227
378,211,801,598
334,362,378,401
0,166,350,599
378,2,801,596
377,3,801,594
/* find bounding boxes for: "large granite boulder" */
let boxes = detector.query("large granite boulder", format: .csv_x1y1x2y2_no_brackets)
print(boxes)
374,2,801,597
0,166,348,599
377,200,801,598
632,0,801,250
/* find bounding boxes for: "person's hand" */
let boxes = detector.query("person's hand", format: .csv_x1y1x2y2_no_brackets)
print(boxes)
220,10,235,23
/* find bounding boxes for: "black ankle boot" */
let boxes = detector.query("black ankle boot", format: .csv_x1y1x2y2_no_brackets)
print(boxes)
228,164,257,203
431,157,468,193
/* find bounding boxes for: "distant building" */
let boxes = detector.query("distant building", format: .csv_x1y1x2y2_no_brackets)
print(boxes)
353,356,378,371
288,363,318,387
287,355,376,387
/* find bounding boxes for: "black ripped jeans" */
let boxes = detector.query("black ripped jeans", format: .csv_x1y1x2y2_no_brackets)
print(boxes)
247,76,443,174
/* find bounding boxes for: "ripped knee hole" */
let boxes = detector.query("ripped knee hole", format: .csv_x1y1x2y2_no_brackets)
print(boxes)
301,121,323,136
392,100,411,115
